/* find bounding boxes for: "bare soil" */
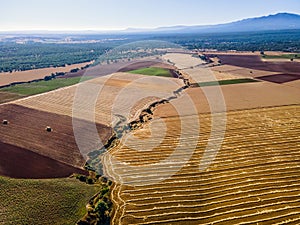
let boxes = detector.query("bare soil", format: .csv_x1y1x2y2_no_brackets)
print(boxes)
257,74,300,84
63,58,166,78
117,61,162,72
211,54,300,74
0,104,112,176
0,141,88,178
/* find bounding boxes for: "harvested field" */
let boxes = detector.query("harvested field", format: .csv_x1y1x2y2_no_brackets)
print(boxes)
163,53,206,69
0,104,112,177
283,79,300,89
1,72,182,178
15,73,183,126
154,81,300,116
164,53,248,83
97,54,300,224
0,61,92,86
104,105,300,225
0,142,87,178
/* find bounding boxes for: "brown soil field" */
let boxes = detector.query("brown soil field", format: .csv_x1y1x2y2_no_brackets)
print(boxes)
117,61,163,72
0,141,87,178
210,65,280,79
257,73,300,84
104,104,300,225
1,72,181,179
63,57,164,78
211,54,300,74
0,104,112,178
0,61,92,86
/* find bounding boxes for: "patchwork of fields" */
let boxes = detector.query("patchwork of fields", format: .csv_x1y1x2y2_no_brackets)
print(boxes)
0,51,299,224
102,53,300,224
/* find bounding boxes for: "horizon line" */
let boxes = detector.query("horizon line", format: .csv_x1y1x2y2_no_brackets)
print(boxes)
0,12,299,33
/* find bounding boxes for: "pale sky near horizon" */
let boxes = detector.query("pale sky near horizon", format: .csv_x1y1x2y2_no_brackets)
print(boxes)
0,0,300,31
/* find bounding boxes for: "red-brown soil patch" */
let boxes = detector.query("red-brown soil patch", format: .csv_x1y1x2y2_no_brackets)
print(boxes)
257,74,300,84
63,59,164,78
209,54,300,74
0,141,88,179
117,60,162,72
0,104,112,177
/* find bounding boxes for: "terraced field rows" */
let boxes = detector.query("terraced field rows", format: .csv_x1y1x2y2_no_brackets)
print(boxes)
15,72,183,127
103,105,300,224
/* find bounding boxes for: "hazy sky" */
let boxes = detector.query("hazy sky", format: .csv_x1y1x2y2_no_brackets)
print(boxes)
1,0,300,31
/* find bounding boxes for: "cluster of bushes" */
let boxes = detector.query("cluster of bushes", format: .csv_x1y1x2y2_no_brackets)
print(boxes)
76,173,113,225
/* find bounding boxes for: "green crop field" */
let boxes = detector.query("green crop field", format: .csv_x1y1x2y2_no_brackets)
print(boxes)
262,53,299,59
128,67,172,77
197,78,259,87
1,77,92,98
0,176,98,225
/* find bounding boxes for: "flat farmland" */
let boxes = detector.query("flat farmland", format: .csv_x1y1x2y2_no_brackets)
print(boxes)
0,104,111,178
104,105,300,225
0,176,98,224
212,54,300,75
0,61,91,86
101,53,300,224
14,72,183,126
1,71,182,178
205,53,300,84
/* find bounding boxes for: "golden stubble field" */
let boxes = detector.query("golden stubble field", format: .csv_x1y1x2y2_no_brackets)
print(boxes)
101,53,300,225
104,104,300,225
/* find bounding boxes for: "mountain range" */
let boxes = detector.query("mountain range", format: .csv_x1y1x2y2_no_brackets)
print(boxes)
125,13,300,34
1,13,300,35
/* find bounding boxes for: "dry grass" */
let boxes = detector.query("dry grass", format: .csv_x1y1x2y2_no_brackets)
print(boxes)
14,72,183,126
162,53,206,69
104,105,300,225
0,61,91,86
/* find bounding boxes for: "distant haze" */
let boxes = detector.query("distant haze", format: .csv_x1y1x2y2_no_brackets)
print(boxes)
0,0,299,31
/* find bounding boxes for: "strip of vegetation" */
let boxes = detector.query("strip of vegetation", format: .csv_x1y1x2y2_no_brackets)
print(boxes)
75,174,113,225
1,76,93,96
128,67,172,77
261,53,299,60
0,176,98,225
195,78,259,87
